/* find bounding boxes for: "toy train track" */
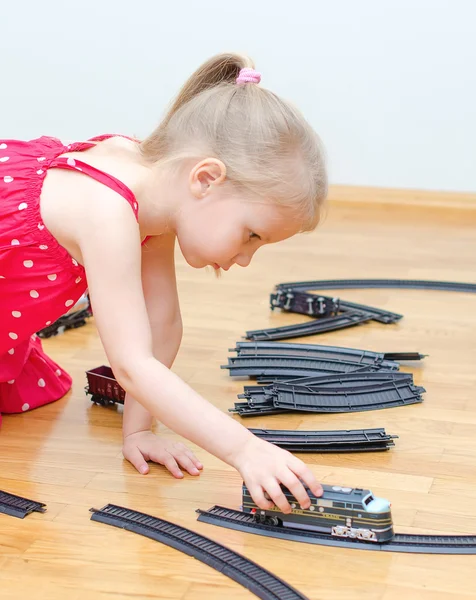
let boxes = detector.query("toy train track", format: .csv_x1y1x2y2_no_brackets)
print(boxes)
247,427,397,452
245,311,373,341
274,278,476,293
272,380,424,413
251,278,476,341
232,341,425,363
241,372,414,394
231,376,424,416
271,290,402,324
237,373,414,406
0,490,46,519
196,506,476,555
90,504,308,600
222,355,397,379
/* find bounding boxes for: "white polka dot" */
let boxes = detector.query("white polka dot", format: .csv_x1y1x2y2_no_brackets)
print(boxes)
22,403,30,412
3,176,13,183
7,380,14,384
39,244,48,250
0,143,7,150
45,321,51,325
133,202,138,210
38,378,46,387
72,258,78,266
30,290,39,298
38,222,45,230
11,239,19,245
67,157,76,166
76,167,83,171
11,311,21,318
8,332,18,340
37,169,44,175
18,203,28,210
55,369,62,376
47,274,57,281
0,156,9,163
23,260,34,268
75,276,81,284
0,275,4,278
8,348,14,355
65,299,74,307
37,156,46,162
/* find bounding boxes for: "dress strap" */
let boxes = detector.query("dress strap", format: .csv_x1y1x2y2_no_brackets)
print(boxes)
48,156,139,221
67,133,139,154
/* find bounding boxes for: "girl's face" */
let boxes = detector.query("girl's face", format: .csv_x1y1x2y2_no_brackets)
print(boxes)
175,186,303,272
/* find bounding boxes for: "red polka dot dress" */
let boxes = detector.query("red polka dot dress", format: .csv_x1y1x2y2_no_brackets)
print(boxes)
0,134,140,426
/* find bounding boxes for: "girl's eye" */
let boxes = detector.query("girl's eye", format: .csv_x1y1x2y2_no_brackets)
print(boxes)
249,231,261,241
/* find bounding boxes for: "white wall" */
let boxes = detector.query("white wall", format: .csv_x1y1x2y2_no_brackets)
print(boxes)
1,0,474,192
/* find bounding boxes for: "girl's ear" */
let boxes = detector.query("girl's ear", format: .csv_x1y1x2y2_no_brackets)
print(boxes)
189,158,227,198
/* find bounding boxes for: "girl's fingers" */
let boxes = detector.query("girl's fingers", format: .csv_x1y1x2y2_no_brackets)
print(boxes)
289,459,323,497
174,451,201,476
262,480,292,514
248,483,274,511
173,443,203,470
161,454,184,479
123,444,150,475
279,472,311,509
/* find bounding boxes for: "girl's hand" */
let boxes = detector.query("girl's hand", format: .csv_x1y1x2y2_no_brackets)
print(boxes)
232,436,323,513
122,431,203,478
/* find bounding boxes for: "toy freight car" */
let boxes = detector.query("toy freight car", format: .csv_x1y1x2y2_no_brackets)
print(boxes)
242,483,393,542
85,365,125,406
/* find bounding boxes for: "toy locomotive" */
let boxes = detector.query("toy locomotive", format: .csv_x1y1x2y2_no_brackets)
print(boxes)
242,483,393,542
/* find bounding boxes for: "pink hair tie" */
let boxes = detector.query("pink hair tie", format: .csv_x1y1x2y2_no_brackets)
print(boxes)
236,67,261,85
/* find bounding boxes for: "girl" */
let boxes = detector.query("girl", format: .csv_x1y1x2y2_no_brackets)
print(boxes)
0,53,327,514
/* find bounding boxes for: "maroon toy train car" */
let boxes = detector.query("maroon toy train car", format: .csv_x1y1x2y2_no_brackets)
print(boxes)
85,366,125,406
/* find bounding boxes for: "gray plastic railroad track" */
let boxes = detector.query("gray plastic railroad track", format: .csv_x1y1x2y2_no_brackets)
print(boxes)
232,341,425,363
275,278,476,293
245,311,373,341
231,377,424,416
90,504,308,600
0,490,46,519
272,380,424,413
247,427,397,452
197,506,476,555
240,372,414,395
258,278,476,340
270,290,403,324
222,355,397,379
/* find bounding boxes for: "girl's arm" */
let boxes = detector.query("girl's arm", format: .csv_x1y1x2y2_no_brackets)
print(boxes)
78,192,322,512
122,233,182,438
121,234,202,477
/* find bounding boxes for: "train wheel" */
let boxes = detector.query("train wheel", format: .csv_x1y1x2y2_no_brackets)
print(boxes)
91,395,107,406
264,516,282,527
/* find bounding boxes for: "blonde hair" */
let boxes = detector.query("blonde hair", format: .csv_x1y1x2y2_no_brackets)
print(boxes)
141,53,328,231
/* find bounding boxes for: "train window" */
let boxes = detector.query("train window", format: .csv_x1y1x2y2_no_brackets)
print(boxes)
363,495,374,506
334,502,345,508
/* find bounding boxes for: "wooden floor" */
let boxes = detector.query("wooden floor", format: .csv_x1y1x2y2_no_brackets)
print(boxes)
1,194,476,600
